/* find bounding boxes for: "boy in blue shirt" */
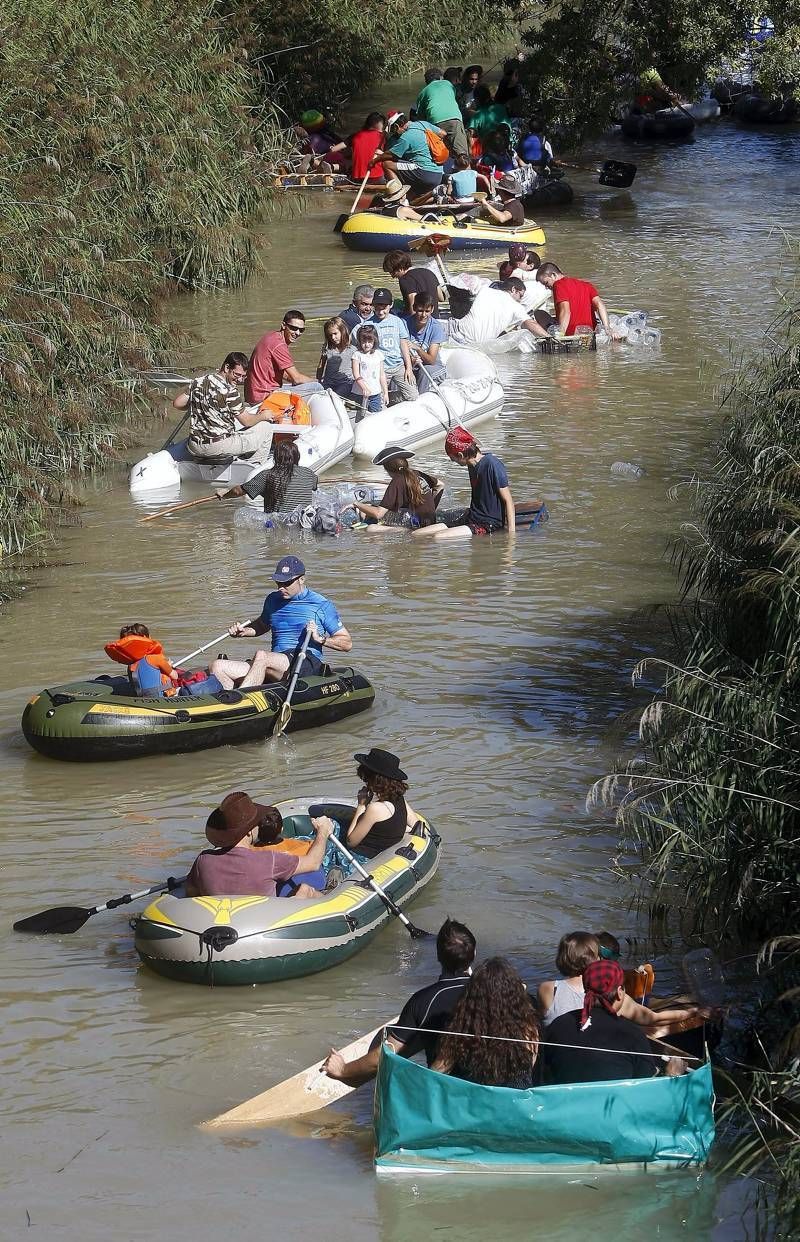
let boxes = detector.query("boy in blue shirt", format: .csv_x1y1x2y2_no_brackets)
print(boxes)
371,287,418,401
403,294,448,392
413,427,515,540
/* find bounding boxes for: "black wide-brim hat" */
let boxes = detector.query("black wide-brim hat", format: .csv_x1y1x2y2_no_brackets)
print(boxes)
354,747,407,781
372,445,415,467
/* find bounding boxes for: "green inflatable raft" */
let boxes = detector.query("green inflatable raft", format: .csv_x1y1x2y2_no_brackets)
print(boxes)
374,1046,715,1175
133,797,441,985
21,668,375,762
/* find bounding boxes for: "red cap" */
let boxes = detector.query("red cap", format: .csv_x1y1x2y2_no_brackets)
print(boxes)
444,427,477,460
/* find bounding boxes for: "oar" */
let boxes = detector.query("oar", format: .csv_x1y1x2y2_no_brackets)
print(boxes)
200,1017,398,1128
334,167,373,233
273,623,313,737
138,495,221,525
158,407,192,452
328,836,432,939
174,625,250,669
13,876,185,935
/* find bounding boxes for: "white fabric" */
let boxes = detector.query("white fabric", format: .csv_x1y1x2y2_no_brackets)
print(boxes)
448,286,529,345
512,267,552,314
352,348,385,396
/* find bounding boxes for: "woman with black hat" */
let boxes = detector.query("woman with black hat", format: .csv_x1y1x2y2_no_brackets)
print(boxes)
345,748,421,858
351,446,443,530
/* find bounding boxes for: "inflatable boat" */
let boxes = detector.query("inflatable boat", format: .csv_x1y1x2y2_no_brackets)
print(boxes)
129,389,353,494
733,92,798,123
21,668,375,762
340,212,546,253
620,108,695,140
373,1047,715,1175
523,178,574,209
133,797,441,984
353,346,503,460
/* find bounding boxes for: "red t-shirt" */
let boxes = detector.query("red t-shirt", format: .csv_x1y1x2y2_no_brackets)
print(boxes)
553,276,599,335
187,845,299,896
245,330,293,404
350,130,384,181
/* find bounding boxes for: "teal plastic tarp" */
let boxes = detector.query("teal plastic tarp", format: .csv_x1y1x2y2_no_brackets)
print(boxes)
374,1044,715,1173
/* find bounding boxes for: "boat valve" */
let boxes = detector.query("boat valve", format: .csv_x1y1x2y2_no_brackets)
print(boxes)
199,926,239,953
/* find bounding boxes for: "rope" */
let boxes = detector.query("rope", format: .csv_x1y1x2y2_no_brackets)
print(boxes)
387,1023,704,1062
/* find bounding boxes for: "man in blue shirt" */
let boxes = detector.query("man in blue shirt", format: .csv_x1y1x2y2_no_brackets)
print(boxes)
371,288,418,401
210,555,352,688
403,293,448,392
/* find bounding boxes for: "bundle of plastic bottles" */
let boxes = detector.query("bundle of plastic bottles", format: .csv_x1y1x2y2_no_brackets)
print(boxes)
597,310,662,347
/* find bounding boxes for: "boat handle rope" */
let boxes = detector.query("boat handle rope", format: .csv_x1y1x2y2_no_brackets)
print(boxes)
385,1024,704,1062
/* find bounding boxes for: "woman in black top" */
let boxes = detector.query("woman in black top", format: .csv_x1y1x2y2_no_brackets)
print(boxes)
219,439,318,513
432,958,540,1088
345,748,421,859
352,445,443,530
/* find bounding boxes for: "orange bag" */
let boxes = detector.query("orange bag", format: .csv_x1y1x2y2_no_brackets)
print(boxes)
424,127,450,165
258,391,312,425
624,963,655,1002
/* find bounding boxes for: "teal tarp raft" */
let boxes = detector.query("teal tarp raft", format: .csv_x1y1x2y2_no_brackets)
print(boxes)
374,1044,715,1175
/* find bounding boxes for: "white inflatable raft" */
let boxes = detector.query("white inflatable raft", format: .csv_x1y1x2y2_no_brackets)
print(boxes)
129,390,354,494
352,346,503,461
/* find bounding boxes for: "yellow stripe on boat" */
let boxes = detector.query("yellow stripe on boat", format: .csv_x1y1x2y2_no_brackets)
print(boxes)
340,211,546,253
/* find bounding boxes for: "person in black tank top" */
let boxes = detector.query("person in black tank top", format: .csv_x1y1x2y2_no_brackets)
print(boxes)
345,748,421,858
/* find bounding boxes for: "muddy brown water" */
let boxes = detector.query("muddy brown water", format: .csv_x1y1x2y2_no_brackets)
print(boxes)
2,78,798,1238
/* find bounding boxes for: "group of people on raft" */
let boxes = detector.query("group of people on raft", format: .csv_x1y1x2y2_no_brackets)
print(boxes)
322,920,715,1090
293,63,557,216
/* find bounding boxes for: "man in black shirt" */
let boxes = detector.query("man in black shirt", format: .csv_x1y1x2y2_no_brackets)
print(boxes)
382,250,443,316
322,919,476,1085
545,959,681,1084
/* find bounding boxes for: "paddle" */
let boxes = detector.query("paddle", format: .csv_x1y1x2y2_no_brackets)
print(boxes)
200,1017,398,1127
158,407,191,452
138,495,221,525
273,623,313,737
408,233,454,286
334,167,373,233
174,625,249,669
327,835,432,939
13,876,185,935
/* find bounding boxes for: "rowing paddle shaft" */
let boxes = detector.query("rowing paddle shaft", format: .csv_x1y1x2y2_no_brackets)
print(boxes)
328,836,432,939
14,877,186,935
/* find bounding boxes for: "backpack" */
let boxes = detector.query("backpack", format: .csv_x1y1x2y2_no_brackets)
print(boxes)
423,126,450,166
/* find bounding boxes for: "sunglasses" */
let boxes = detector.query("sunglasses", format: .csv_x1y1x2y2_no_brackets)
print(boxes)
284,323,305,335
277,576,302,586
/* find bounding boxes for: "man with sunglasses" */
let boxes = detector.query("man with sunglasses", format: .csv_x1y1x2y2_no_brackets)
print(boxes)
209,555,352,690
245,310,325,408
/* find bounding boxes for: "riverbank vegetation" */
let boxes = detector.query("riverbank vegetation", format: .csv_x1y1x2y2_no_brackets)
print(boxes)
519,2,795,144
593,280,800,1232
1,0,521,577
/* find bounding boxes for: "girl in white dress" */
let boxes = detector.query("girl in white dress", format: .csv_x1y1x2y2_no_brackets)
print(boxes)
352,324,389,413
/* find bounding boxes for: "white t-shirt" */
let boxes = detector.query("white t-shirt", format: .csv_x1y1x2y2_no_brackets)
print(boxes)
449,287,529,345
512,267,552,314
352,348,385,396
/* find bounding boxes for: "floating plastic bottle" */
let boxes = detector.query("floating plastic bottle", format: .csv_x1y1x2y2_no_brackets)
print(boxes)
624,310,647,329
626,326,644,344
642,327,662,346
610,461,646,479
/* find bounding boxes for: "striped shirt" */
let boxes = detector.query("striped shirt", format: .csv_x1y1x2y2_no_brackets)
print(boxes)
258,587,343,658
188,371,245,442
241,464,318,512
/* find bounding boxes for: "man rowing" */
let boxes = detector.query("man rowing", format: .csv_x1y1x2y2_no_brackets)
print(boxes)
210,555,352,689
323,919,477,1084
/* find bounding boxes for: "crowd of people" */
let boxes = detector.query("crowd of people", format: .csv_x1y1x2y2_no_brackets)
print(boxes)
292,62,559,214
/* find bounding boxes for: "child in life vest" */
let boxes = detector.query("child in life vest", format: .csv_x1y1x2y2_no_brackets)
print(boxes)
104,623,180,698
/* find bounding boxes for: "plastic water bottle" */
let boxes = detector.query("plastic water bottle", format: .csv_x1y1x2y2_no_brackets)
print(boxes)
608,314,628,340
624,311,647,329
643,327,662,346
547,323,560,338
627,326,644,344
611,461,646,479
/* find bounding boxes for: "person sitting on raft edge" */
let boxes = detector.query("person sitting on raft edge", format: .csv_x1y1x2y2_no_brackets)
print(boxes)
184,792,333,899
209,555,352,690
351,445,443,530
344,748,422,859
412,426,515,540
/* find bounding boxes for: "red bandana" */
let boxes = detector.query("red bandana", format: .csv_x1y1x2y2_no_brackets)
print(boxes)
580,959,624,1030
444,427,477,460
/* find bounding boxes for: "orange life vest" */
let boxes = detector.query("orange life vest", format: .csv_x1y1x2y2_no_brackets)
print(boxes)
256,839,313,857
624,963,655,1002
104,636,178,697
258,390,312,425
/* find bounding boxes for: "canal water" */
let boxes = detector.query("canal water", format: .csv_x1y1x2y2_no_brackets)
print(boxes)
2,76,798,1238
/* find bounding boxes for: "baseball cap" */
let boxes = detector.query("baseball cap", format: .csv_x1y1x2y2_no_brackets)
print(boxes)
372,287,394,305
272,555,306,583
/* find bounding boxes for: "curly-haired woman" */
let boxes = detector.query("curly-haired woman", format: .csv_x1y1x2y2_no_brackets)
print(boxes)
344,748,422,858
432,957,540,1088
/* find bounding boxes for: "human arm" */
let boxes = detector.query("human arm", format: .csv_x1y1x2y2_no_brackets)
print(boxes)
293,816,334,873
228,616,269,638
312,140,346,169
237,405,280,428
353,500,388,521
313,624,352,653
399,333,414,383
316,346,328,382
345,796,389,849
537,981,555,1014
522,315,550,339
379,360,389,406
620,994,710,1038
172,390,190,411
323,1035,406,1086
499,484,515,533
281,362,315,385
475,171,493,193
555,300,571,334
591,294,623,340
481,200,513,225
352,353,370,397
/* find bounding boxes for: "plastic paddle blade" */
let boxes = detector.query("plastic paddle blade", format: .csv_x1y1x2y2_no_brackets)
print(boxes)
598,160,637,188
273,704,292,738
13,906,93,935
333,214,348,233
683,948,726,1008
408,925,434,940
